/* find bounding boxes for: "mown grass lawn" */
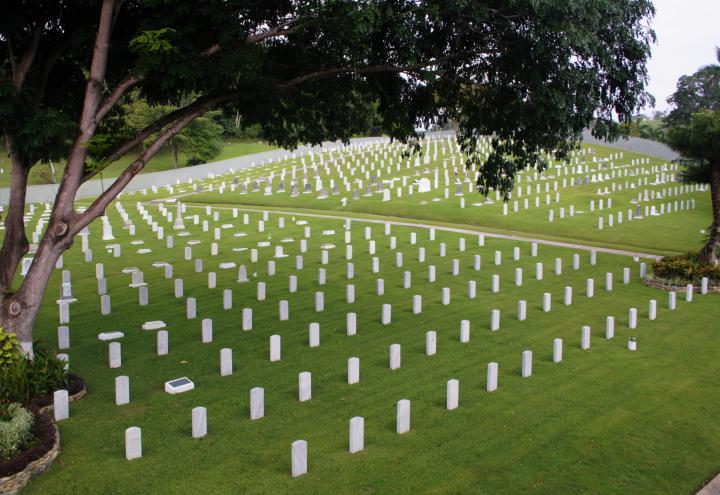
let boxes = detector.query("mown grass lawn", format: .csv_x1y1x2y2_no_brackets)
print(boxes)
0,140,275,187
127,141,710,256
17,201,720,494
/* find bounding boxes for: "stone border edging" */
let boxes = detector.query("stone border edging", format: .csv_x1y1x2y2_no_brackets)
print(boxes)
642,278,720,293
37,387,87,416
0,379,86,493
0,416,59,495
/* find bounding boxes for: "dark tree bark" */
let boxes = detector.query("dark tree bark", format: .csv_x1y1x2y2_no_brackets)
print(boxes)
0,135,30,290
171,139,179,169
699,163,720,265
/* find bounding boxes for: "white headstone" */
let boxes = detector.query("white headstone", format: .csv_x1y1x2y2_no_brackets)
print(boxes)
125,427,142,460
396,399,411,434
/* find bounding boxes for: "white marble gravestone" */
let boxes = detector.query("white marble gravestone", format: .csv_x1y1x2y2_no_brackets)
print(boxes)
486,362,498,392
115,376,130,405
348,357,360,384
250,387,264,420
581,326,591,350
606,316,615,339
349,417,364,453
109,342,121,368
298,372,312,402
125,427,142,460
553,338,563,362
270,335,281,362
220,348,232,376
192,407,207,439
446,379,459,410
291,440,308,478
522,350,532,378
54,390,69,421
389,343,401,370
396,399,411,434
347,312,357,336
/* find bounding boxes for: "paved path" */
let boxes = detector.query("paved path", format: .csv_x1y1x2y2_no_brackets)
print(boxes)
697,473,720,495
161,201,662,260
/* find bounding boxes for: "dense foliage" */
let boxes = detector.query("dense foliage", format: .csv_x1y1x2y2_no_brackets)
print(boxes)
0,403,33,460
651,253,720,285
1,0,655,188
665,49,720,263
0,345,68,405
0,327,21,368
623,113,666,142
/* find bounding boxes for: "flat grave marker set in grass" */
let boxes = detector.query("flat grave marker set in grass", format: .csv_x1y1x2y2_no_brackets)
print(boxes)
19,193,715,489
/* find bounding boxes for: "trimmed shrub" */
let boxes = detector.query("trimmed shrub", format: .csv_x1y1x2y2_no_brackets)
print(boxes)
651,253,720,284
0,327,21,369
0,403,34,460
0,345,68,405
0,409,55,477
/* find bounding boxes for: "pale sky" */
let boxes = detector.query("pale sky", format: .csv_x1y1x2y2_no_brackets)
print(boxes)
645,0,720,113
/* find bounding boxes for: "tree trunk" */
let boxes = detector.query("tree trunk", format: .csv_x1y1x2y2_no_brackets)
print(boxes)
699,162,720,265
1,233,66,350
0,134,30,290
171,139,179,169
48,161,57,184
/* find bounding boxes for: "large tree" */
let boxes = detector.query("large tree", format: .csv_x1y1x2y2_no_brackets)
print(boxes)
665,49,720,264
0,0,654,352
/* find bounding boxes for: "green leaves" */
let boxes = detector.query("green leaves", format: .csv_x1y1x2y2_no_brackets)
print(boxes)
0,328,21,369
666,58,720,179
129,28,178,54
1,0,656,197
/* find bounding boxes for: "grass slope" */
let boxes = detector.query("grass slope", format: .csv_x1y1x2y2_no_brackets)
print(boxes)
15,204,720,495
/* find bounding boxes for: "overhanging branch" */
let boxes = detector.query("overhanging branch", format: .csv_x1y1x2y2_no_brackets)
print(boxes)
201,17,300,56
72,97,228,234
82,92,239,182
94,74,144,124
11,27,42,90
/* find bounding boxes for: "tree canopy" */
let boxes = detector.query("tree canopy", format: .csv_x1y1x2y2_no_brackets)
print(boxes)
0,0,655,346
665,48,720,264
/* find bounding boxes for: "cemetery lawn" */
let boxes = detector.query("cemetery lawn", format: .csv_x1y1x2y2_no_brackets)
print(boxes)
0,140,275,187
131,141,709,256
20,204,720,495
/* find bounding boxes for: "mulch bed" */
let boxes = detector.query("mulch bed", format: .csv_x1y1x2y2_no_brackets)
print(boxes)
28,373,86,411
0,410,57,478
0,373,87,492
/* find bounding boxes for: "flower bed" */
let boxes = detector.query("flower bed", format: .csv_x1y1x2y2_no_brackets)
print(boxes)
34,373,87,415
651,253,720,285
0,411,59,494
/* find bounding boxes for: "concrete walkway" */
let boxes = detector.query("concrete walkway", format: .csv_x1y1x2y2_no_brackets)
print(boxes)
697,473,720,495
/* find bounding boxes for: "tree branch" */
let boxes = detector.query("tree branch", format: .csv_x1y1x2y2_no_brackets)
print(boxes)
0,134,30,291
94,74,144,123
31,45,64,106
72,97,228,234
78,0,118,132
11,27,42,90
278,62,430,88
201,17,300,56
81,92,238,182
51,0,120,215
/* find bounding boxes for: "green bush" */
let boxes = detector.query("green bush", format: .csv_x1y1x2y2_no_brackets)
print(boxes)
0,345,67,405
0,327,21,369
0,403,34,459
651,253,720,284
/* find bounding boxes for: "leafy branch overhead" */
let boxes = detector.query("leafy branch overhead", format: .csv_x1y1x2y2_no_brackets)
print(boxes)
0,0,655,345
